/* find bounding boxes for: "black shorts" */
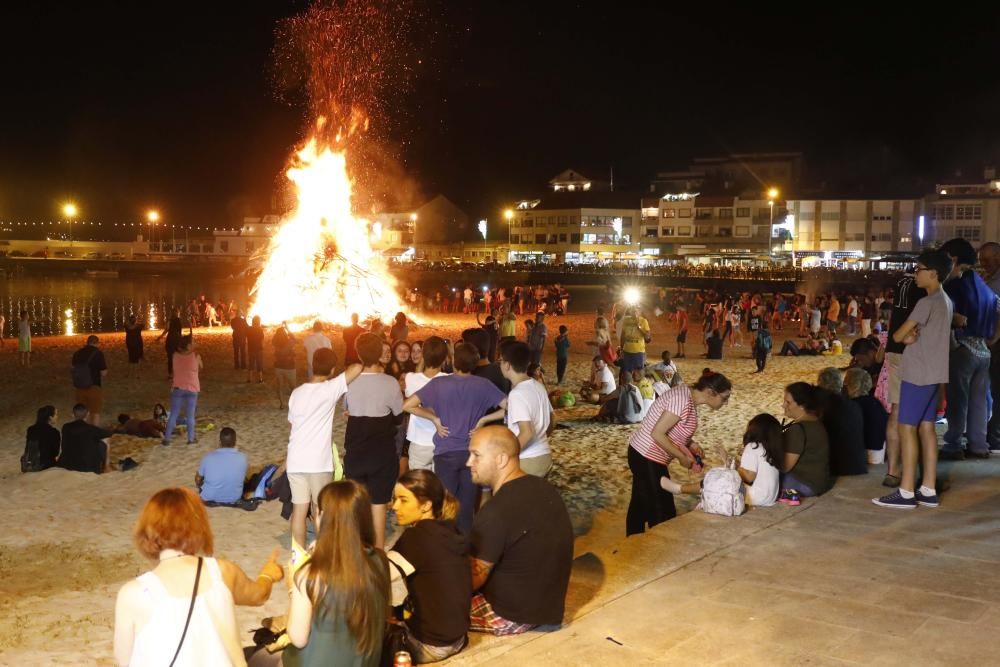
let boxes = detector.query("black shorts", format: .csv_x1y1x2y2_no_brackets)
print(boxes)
344,452,398,504
676,331,687,343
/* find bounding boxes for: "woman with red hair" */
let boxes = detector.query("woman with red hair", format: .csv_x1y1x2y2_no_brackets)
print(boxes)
114,487,284,666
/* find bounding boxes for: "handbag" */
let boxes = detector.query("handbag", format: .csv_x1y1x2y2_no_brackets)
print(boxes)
380,559,414,666
169,557,203,667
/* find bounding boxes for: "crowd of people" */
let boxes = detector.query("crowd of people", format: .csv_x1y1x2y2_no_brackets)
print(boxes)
16,238,1000,665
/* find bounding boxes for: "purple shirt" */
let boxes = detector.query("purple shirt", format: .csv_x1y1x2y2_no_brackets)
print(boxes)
416,374,506,455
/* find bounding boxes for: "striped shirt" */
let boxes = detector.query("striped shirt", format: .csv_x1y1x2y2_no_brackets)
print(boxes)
629,384,697,465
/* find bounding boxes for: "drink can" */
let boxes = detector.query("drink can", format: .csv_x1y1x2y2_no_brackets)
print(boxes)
394,650,412,667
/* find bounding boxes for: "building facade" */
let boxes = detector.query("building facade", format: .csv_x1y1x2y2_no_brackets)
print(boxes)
926,177,1000,245
784,198,923,263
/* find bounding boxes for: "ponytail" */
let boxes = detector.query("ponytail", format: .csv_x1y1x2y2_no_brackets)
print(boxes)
440,490,460,521
693,368,732,394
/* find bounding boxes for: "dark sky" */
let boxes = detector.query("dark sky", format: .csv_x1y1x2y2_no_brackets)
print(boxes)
2,3,999,236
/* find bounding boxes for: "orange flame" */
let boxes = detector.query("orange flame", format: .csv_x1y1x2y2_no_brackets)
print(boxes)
249,135,405,327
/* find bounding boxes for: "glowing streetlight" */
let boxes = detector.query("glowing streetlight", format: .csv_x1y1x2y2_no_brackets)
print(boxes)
504,209,514,262
766,188,780,259
147,209,160,223
624,287,640,305
63,202,78,247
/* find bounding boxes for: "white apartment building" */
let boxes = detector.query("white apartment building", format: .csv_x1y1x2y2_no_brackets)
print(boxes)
784,199,923,261
927,177,1000,244
507,191,641,264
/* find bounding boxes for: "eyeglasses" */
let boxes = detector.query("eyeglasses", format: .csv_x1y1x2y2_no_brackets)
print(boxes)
915,266,931,273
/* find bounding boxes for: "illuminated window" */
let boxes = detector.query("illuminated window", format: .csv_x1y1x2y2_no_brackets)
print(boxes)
663,209,676,218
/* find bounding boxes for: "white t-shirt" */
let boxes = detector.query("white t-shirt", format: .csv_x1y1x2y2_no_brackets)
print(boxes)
740,441,779,507
506,378,551,460
404,371,450,446
597,365,616,395
286,374,348,473
303,332,332,373
847,299,859,317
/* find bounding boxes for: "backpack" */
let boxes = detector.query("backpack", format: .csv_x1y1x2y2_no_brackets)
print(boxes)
756,330,773,353
700,458,745,517
21,437,42,473
251,464,280,500
71,348,98,389
616,384,643,424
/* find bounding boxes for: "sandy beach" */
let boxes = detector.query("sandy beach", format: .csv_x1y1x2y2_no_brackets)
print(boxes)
0,311,846,665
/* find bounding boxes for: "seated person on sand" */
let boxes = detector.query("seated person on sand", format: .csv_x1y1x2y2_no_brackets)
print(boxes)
580,356,617,404
113,412,166,439
780,383,831,499
467,427,574,635
196,427,248,505
60,403,113,474
816,367,867,476
659,413,782,508
650,350,677,384
23,405,61,471
847,337,882,392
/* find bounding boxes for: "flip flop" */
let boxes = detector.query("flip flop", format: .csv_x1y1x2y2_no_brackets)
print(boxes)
882,474,901,488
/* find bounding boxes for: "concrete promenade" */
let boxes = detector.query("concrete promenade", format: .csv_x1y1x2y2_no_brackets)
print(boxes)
453,458,1000,666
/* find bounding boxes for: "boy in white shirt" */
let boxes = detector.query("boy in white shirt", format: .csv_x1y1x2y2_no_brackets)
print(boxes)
500,341,555,477
285,347,361,548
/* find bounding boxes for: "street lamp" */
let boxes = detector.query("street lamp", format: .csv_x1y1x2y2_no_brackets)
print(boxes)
147,209,159,250
62,202,78,247
504,209,513,263
766,188,779,259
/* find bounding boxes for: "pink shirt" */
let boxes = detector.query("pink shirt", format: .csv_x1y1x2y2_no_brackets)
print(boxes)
629,384,697,465
172,351,201,393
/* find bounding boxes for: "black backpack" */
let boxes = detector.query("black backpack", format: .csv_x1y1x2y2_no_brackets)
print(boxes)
21,437,42,473
71,349,98,389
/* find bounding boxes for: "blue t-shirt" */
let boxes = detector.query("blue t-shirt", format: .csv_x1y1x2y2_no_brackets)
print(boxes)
416,374,506,455
197,448,248,503
554,335,570,359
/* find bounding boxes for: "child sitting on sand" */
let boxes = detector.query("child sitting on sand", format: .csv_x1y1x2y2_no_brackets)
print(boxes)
659,413,783,508
651,350,677,384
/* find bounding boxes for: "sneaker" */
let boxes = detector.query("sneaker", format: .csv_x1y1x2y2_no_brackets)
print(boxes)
881,474,901,488
938,449,965,461
161,439,171,447
914,489,940,507
872,490,917,509
966,450,990,459
989,443,1000,453
779,489,801,506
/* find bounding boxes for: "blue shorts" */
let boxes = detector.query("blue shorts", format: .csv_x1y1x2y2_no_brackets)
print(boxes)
621,351,646,372
898,381,939,426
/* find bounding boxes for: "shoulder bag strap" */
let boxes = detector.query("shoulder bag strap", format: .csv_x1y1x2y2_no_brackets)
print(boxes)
169,556,203,667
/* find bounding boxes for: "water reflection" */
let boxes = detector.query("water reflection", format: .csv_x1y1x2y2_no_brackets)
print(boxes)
0,276,249,338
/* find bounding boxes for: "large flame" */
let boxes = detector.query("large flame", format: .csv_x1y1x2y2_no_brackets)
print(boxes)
250,136,405,327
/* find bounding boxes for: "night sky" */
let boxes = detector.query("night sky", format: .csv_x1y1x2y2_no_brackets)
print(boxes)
2,3,998,238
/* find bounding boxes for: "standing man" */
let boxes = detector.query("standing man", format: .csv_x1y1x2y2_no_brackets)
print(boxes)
526,311,549,367
303,320,332,379
71,335,108,426
846,294,859,336
873,250,953,509
675,305,688,359
404,343,507,533
939,238,1000,460
285,348,362,549
619,307,651,372
463,285,474,314
827,293,841,335
230,308,248,370
500,342,554,477
978,241,1000,452
342,313,366,366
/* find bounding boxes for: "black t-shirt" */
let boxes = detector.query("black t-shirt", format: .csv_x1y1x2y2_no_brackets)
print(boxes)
707,336,724,359
471,475,574,626
71,346,107,387
886,277,927,355
473,362,510,395
393,520,471,646
26,423,61,469
820,391,868,476
59,420,112,473
246,325,264,352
